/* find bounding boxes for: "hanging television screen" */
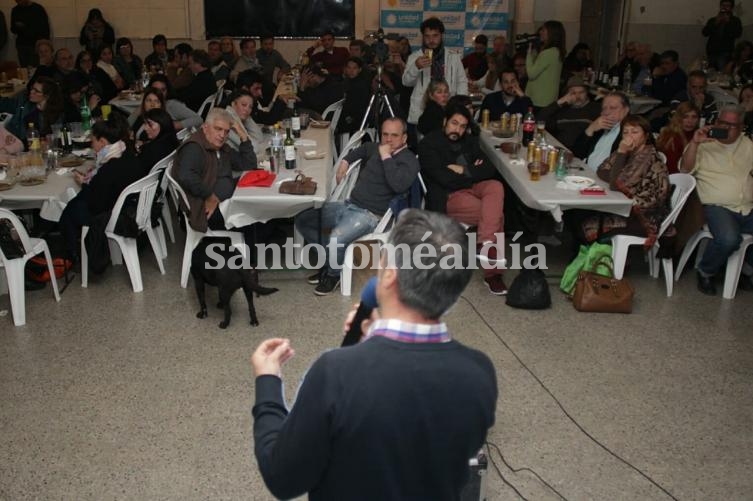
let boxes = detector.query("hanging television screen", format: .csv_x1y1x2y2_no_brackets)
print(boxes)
204,0,355,38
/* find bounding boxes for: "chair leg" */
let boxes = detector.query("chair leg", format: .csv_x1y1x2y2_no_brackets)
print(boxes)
5,263,26,326
81,226,89,288
722,238,753,299
662,258,673,297
155,223,168,259
145,227,166,275
181,230,201,288
161,202,176,243
41,245,61,302
341,244,355,296
611,241,631,280
675,231,710,281
109,239,123,265
116,238,143,293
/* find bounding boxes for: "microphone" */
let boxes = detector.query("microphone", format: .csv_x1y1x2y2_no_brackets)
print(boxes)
341,277,378,347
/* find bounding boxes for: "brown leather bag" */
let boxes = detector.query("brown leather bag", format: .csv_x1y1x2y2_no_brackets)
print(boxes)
279,173,317,195
572,256,634,313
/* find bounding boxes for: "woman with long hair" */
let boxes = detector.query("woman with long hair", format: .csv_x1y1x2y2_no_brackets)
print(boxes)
76,49,117,103
113,37,144,88
79,8,115,55
525,20,565,109
656,102,700,173
131,88,165,141
220,37,239,67
417,79,450,136
137,108,178,176
95,45,126,91
225,90,263,155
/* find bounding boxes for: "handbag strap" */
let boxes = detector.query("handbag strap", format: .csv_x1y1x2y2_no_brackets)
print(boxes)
589,255,615,276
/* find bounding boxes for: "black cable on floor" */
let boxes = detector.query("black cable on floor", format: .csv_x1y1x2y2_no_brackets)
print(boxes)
486,440,569,501
485,446,530,501
461,296,681,501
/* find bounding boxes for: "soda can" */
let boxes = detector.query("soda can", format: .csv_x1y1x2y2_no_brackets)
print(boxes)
527,141,536,163
547,148,557,172
481,109,490,129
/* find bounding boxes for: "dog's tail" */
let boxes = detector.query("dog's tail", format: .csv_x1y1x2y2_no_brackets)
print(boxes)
253,285,279,297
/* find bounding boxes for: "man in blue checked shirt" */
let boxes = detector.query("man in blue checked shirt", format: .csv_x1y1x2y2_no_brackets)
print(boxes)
251,209,498,501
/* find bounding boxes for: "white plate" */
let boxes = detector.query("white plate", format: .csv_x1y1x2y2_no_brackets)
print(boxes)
563,175,594,188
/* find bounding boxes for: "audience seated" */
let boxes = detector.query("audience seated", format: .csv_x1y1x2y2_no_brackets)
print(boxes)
61,72,101,123
491,35,512,71
230,38,262,82
297,64,344,117
418,103,507,295
27,39,54,89
234,69,287,125
50,48,78,83
75,49,117,103
220,37,238,67
136,108,179,176
538,76,600,151
144,34,168,73
680,104,753,295
306,30,350,77
95,45,126,92
670,70,718,123
631,43,659,95
479,69,532,119
175,50,217,113
256,35,290,82
609,41,638,80
573,91,631,171
207,40,230,84
130,87,164,140
0,76,63,142
145,74,203,132
656,102,700,174
417,79,449,136
562,42,593,81
113,37,143,88
339,57,373,135
225,90,265,153
166,43,194,91
512,52,528,90
462,35,489,82
651,50,687,105
723,40,753,78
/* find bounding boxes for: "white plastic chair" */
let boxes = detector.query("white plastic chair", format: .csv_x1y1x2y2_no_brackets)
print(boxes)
197,94,215,120
610,173,696,297
165,168,247,288
176,127,193,142
0,209,61,326
214,80,227,105
675,226,753,300
322,98,344,156
149,150,177,248
81,171,166,292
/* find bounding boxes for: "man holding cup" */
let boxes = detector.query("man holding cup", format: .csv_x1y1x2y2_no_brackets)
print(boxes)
403,17,468,149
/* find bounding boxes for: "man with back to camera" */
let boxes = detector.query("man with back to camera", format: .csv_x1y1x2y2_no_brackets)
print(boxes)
403,17,468,147
680,104,753,296
10,0,49,67
174,50,217,113
418,103,508,295
462,34,489,82
703,0,742,70
251,209,498,500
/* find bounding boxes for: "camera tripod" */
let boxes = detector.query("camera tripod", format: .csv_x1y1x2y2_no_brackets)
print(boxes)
358,65,395,142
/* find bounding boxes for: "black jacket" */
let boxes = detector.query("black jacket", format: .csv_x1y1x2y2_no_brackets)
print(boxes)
417,100,445,136
176,70,216,112
417,130,499,213
81,147,143,216
138,132,179,178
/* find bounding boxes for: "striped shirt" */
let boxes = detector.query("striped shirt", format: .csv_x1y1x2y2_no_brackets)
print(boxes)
365,319,451,344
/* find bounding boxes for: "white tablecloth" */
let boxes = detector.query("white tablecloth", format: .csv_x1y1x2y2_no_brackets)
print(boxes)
0,168,83,222
479,130,633,222
110,97,141,114
220,126,333,228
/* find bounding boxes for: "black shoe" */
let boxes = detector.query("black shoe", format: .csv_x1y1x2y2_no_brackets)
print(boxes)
738,274,753,291
314,274,340,295
696,272,717,296
307,269,323,285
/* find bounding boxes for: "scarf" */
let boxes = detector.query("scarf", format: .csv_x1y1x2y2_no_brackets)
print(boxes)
85,140,126,184
96,60,119,81
424,43,445,81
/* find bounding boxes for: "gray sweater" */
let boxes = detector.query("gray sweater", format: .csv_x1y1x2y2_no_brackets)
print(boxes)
346,143,419,216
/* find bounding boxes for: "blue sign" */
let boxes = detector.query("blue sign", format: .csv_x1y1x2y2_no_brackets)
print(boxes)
442,30,466,47
381,10,423,29
465,12,508,30
424,0,466,12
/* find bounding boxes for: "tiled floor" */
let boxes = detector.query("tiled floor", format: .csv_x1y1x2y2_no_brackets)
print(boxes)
1,237,752,500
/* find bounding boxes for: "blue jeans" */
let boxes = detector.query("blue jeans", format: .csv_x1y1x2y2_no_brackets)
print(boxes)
698,205,753,276
295,201,380,277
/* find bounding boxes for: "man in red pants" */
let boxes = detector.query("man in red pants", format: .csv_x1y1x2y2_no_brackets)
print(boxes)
418,103,507,294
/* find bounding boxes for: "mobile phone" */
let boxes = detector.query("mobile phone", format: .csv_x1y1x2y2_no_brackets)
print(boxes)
707,127,729,140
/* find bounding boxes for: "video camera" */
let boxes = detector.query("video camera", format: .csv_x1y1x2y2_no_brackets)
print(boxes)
514,33,540,52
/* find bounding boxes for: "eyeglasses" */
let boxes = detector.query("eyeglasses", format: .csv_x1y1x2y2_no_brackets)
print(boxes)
716,120,741,128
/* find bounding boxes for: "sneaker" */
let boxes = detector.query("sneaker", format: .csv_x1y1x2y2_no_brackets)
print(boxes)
696,271,716,296
314,274,341,296
307,269,323,285
484,275,508,295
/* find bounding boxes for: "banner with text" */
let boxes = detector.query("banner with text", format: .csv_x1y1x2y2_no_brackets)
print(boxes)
379,0,509,52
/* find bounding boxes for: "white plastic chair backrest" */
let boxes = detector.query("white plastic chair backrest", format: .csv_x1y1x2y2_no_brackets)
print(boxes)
176,128,192,142
373,208,393,234
165,167,190,213
149,150,176,175
214,81,226,105
330,159,361,200
333,130,367,167
656,151,667,165
416,171,427,195
197,95,215,120
659,173,697,236
0,208,33,261
105,171,161,234
323,98,344,127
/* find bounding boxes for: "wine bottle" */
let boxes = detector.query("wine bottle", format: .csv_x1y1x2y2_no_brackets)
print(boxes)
284,127,296,170
292,104,301,138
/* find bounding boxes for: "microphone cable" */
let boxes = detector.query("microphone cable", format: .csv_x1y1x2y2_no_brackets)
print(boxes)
460,296,681,501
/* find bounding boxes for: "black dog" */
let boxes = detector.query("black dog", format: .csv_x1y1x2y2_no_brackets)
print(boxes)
190,239,278,329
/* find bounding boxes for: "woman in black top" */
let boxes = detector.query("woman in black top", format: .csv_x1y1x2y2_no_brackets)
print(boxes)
23,76,64,138
131,88,165,141
417,79,449,136
137,108,178,177
76,50,117,103
113,37,143,88
79,8,115,55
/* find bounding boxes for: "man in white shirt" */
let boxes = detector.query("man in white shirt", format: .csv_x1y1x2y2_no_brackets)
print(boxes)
402,17,467,148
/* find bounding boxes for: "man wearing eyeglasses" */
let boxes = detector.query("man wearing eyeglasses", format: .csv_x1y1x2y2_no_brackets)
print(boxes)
681,104,753,295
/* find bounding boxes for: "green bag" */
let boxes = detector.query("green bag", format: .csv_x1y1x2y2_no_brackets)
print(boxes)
560,243,613,295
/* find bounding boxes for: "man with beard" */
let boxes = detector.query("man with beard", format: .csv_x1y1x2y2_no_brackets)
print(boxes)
257,35,290,81
479,69,533,119
538,76,601,150
418,103,507,295
306,30,350,77
175,50,217,112
166,43,194,91
403,17,468,148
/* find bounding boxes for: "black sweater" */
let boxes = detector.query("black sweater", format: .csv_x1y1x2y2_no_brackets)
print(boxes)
417,100,445,136
253,335,497,501
82,148,143,215
418,129,499,213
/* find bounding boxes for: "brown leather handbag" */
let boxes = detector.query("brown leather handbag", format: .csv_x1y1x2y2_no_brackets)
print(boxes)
572,256,634,313
279,173,317,195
